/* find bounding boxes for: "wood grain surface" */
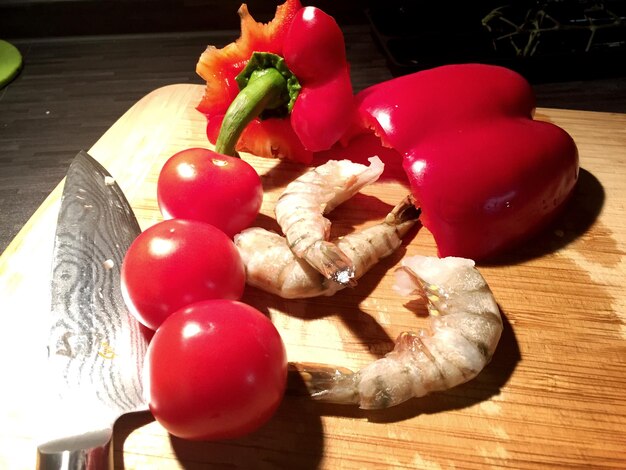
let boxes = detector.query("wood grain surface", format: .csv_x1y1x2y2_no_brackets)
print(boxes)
0,84,625,469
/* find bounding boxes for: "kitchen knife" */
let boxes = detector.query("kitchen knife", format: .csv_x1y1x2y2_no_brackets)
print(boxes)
37,150,148,469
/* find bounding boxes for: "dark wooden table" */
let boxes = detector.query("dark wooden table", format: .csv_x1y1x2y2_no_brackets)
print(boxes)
1,25,626,253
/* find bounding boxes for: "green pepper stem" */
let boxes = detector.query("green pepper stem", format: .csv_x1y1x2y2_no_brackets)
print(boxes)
215,68,287,157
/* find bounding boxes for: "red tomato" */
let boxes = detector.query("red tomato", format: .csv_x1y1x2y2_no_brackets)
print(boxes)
157,148,263,238
121,219,245,330
145,299,288,441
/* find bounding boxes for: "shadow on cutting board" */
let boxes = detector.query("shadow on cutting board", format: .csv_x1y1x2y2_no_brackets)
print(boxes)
168,392,325,469
113,410,157,468
111,385,326,468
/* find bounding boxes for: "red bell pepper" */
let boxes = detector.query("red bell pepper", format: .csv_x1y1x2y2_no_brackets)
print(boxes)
348,64,579,260
196,0,353,163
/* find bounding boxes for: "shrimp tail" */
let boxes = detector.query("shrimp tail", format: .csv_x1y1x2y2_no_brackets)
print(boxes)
301,194,420,287
291,336,424,409
304,240,357,287
385,194,421,229
334,195,421,281
289,362,360,405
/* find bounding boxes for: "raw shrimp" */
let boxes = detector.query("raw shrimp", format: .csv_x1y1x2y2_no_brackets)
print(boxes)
274,156,384,286
235,195,420,299
292,256,503,409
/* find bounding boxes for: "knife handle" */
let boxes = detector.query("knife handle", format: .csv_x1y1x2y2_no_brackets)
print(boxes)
36,439,112,470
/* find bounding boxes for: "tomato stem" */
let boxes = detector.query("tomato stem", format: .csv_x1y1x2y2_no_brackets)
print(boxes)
215,52,300,157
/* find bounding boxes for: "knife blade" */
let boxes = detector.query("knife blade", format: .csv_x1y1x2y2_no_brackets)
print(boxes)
36,150,147,469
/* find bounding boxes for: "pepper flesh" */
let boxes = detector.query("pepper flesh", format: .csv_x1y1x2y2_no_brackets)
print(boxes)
282,6,354,153
349,64,579,260
196,0,353,163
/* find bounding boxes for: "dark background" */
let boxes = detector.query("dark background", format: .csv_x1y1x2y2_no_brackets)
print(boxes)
1,0,625,253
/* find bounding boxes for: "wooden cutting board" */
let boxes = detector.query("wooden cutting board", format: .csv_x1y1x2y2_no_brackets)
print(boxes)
1,84,625,469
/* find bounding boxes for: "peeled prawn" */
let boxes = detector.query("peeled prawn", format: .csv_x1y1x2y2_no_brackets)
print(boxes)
235,195,420,299
274,156,384,286
293,255,503,409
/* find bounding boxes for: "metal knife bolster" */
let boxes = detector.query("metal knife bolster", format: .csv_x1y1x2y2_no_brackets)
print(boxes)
38,151,147,469
37,433,111,470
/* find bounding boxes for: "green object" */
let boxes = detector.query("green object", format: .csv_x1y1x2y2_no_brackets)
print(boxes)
215,58,300,157
235,52,301,117
0,40,22,88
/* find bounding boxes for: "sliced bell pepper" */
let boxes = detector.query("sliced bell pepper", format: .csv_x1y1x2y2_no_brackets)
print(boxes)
347,63,579,260
196,0,353,163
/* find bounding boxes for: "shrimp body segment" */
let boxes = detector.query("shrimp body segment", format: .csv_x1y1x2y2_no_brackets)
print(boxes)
275,156,384,285
295,256,503,409
235,196,420,299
